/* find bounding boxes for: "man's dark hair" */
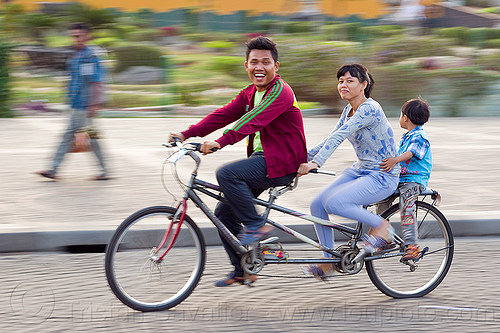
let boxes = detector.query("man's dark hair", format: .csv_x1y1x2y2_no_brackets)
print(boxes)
401,98,430,125
245,36,278,63
336,63,374,98
69,22,90,32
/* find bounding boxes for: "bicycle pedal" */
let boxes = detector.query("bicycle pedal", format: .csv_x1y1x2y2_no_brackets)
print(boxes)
261,241,287,260
262,248,288,260
412,246,429,263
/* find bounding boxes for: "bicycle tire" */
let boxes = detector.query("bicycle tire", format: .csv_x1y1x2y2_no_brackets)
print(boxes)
105,206,206,311
365,201,453,298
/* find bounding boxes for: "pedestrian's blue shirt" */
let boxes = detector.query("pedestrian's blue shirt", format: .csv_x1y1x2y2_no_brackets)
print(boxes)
308,98,400,177
67,46,102,109
398,126,432,187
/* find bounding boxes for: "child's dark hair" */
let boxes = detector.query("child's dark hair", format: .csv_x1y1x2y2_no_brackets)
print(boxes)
337,63,374,98
401,98,430,125
246,36,278,63
69,22,90,32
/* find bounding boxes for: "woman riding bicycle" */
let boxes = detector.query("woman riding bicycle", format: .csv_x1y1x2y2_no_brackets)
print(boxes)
298,63,400,278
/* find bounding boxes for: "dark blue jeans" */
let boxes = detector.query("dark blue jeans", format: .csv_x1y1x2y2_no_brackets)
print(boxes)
214,153,296,277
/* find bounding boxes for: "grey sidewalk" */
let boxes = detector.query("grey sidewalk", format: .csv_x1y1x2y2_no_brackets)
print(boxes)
1,115,499,252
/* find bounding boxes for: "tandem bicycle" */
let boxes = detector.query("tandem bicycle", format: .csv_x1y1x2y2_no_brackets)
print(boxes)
104,140,454,312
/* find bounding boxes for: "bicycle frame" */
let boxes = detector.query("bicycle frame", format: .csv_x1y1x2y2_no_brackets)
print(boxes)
192,181,357,258
161,143,444,266
105,143,453,310
164,147,376,266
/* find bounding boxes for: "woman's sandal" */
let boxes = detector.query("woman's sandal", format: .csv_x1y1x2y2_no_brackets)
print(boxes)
363,226,396,252
301,264,334,282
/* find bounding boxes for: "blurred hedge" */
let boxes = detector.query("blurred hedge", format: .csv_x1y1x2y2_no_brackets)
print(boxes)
0,39,14,117
278,42,350,110
372,65,499,116
437,27,500,46
211,56,243,76
371,35,453,64
112,45,164,73
486,39,500,48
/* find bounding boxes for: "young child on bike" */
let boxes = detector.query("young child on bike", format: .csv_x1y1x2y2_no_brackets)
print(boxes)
379,98,432,260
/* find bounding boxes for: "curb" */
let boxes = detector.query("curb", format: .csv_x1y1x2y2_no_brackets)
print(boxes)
1,219,499,253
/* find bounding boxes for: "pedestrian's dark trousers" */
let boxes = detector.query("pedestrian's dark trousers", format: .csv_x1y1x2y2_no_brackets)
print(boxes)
214,153,296,277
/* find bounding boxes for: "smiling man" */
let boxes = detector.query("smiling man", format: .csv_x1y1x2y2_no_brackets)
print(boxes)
169,36,307,287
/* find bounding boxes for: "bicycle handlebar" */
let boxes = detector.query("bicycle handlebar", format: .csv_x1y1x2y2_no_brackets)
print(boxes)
163,139,218,153
190,143,219,153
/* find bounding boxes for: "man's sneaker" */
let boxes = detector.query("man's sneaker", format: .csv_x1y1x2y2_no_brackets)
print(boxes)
239,225,273,246
402,245,421,261
36,170,57,180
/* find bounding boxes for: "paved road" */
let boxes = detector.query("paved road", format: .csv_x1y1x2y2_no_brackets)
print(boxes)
0,116,499,251
0,237,498,332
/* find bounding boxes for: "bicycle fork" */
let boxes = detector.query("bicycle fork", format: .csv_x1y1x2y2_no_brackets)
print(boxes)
151,199,188,262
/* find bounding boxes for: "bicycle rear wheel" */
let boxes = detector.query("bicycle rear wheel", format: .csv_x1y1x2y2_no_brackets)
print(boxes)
366,201,453,298
105,206,206,311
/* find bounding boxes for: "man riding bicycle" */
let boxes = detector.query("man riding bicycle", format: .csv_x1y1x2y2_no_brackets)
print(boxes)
169,36,307,287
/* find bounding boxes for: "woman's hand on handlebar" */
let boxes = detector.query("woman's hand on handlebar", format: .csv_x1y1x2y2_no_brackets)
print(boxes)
297,161,319,177
200,141,221,155
168,132,185,143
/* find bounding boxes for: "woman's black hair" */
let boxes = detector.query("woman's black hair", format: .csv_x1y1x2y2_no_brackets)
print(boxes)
336,63,374,98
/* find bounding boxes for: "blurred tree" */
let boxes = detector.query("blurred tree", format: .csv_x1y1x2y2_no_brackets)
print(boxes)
279,42,350,112
63,3,118,29
133,8,156,28
0,38,14,117
22,13,57,45
0,3,26,37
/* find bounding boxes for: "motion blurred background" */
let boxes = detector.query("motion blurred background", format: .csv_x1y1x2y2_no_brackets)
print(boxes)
1,0,499,118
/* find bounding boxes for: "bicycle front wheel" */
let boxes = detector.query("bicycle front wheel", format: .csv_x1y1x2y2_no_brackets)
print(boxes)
366,201,453,298
105,206,206,311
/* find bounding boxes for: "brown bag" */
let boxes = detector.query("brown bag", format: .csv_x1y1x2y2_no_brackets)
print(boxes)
70,131,91,153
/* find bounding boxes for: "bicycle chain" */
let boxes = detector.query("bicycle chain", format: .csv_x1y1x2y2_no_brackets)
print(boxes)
257,273,336,279
257,270,353,280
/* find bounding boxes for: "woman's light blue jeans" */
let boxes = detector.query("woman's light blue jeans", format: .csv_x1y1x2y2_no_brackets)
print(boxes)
311,166,398,257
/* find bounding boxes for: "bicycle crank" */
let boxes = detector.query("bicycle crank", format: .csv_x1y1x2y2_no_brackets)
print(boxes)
241,249,265,275
341,249,364,274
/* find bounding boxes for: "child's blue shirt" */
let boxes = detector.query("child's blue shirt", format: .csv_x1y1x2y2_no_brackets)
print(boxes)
399,126,432,187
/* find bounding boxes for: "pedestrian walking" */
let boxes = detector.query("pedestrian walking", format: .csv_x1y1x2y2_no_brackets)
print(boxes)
37,22,109,180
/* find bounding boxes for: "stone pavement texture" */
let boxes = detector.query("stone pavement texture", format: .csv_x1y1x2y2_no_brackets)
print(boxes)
0,116,500,251
0,237,499,332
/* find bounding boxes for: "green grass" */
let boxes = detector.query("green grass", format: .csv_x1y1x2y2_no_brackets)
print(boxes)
109,93,167,108
45,35,72,48
11,88,65,105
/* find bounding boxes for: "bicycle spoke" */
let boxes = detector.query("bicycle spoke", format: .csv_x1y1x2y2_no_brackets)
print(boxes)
105,207,206,311
366,201,453,298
